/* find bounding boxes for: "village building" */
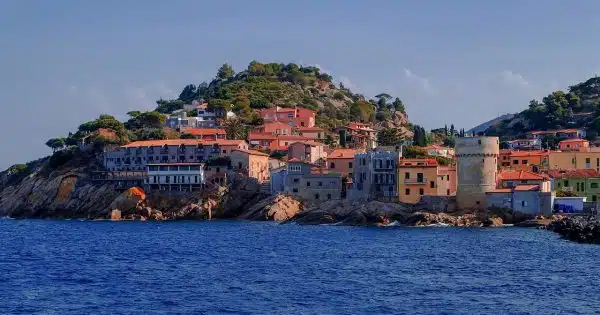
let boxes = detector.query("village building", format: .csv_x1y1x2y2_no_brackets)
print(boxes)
285,160,342,202
547,151,600,172
270,166,288,195
496,169,551,192
230,149,270,184
144,163,205,192
327,148,359,178
287,141,327,165
424,145,455,158
486,185,553,215
351,150,401,200
506,138,542,151
527,128,586,140
558,138,589,152
259,106,316,127
336,122,377,150
294,126,326,141
499,150,549,172
103,139,247,172
397,158,452,204
166,111,204,130
254,121,292,135
548,169,600,202
182,128,227,141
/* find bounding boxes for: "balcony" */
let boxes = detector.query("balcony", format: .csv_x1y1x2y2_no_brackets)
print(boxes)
160,149,169,154
404,178,427,185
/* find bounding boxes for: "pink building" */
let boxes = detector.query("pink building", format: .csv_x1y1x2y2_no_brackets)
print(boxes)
259,106,316,127
287,141,327,165
254,121,292,135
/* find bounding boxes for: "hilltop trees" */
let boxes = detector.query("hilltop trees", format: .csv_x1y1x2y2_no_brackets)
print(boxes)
377,127,407,146
45,138,66,152
217,64,234,80
412,125,427,146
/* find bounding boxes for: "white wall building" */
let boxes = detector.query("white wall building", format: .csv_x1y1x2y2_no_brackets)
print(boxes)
145,163,205,192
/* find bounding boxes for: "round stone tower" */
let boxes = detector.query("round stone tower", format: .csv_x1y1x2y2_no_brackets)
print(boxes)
455,136,499,210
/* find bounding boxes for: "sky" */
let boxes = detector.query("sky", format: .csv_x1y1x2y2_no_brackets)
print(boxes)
1,0,600,169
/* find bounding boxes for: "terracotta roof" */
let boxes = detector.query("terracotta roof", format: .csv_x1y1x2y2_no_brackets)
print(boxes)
261,121,292,127
398,158,438,167
509,150,545,157
328,148,358,159
288,140,324,147
497,170,547,181
547,169,600,179
559,138,589,144
288,158,301,162
184,128,226,136
232,149,269,157
248,132,277,140
514,184,540,191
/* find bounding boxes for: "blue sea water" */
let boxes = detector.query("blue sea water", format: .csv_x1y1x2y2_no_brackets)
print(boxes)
1,220,599,315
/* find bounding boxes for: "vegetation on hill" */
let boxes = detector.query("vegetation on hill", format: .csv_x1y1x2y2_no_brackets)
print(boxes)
483,77,600,141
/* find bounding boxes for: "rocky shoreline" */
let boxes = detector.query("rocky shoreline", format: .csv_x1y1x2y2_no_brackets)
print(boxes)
548,216,600,244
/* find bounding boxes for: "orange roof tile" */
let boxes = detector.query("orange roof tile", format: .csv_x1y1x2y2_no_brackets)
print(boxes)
559,138,589,144
206,139,246,146
514,184,540,191
497,170,547,181
488,188,512,193
509,150,545,157
398,158,438,167
248,132,277,140
122,139,203,148
328,148,358,159
547,169,600,178
277,135,312,141
295,126,326,132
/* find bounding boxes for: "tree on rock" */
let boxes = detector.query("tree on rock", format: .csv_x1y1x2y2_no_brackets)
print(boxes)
45,138,66,152
217,63,234,80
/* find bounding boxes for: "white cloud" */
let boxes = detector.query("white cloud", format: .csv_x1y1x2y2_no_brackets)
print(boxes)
403,68,434,94
501,70,529,88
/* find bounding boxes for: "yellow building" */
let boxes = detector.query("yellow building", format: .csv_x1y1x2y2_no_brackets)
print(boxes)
397,158,452,204
548,151,600,172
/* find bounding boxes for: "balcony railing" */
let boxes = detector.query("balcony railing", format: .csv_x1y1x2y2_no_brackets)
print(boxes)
404,178,427,184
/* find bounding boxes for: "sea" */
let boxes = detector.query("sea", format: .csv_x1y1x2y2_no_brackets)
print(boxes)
1,219,599,315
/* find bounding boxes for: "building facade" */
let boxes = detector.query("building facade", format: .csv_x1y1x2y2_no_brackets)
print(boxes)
352,150,401,200
397,158,453,204
285,161,342,202
549,169,600,202
144,163,205,192
327,148,359,178
547,151,600,172
506,138,542,151
230,149,270,184
558,138,589,152
287,141,327,164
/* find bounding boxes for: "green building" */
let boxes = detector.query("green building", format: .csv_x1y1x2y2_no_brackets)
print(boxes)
550,170,600,201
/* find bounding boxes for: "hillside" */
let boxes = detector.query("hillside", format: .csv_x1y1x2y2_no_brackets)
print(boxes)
36,61,412,156
481,77,600,140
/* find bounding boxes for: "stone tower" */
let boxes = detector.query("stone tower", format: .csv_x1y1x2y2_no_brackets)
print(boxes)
455,136,499,210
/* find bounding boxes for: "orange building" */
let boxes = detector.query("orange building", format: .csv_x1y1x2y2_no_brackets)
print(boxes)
294,126,326,141
254,121,292,135
327,148,359,178
230,149,270,183
559,138,589,152
206,140,248,156
496,169,551,192
259,106,316,127
397,158,452,204
499,150,549,172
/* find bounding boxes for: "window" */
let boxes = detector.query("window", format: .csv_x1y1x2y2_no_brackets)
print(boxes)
314,193,320,200
564,180,569,186
165,176,170,183
430,181,435,188
306,181,311,187
293,178,299,183
349,162,353,169
327,194,332,200
349,173,353,178
521,201,527,207
447,189,450,195
405,172,410,179
223,150,227,154
586,158,591,164
522,160,527,164
593,195,597,202
292,188,298,193
419,188,424,195
513,160,518,165
330,162,336,169
174,176,178,184
476,201,480,205
405,188,410,195
318,181,323,187
592,183,599,189
194,176,198,183
478,140,482,145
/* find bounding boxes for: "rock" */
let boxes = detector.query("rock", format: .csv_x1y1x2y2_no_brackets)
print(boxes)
239,194,303,221
110,209,121,221
548,216,600,244
109,187,146,214
483,216,504,227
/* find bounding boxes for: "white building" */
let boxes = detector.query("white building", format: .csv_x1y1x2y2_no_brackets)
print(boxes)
507,138,542,151
144,163,205,192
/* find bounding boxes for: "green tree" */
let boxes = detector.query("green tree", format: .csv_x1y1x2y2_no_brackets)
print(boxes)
222,118,250,140
377,127,405,146
125,111,167,129
178,84,198,103
541,134,559,149
45,137,66,152
217,63,234,80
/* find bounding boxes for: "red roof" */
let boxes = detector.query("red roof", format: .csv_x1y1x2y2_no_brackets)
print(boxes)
529,129,582,135
328,148,358,159
122,139,203,148
288,140,324,147
398,158,438,167
277,135,312,141
206,139,246,146
184,128,226,136
514,184,541,191
559,138,589,144
547,169,600,179
509,150,545,157
497,170,547,181
232,149,269,157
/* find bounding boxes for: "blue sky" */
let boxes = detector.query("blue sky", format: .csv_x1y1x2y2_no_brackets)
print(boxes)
1,0,600,169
